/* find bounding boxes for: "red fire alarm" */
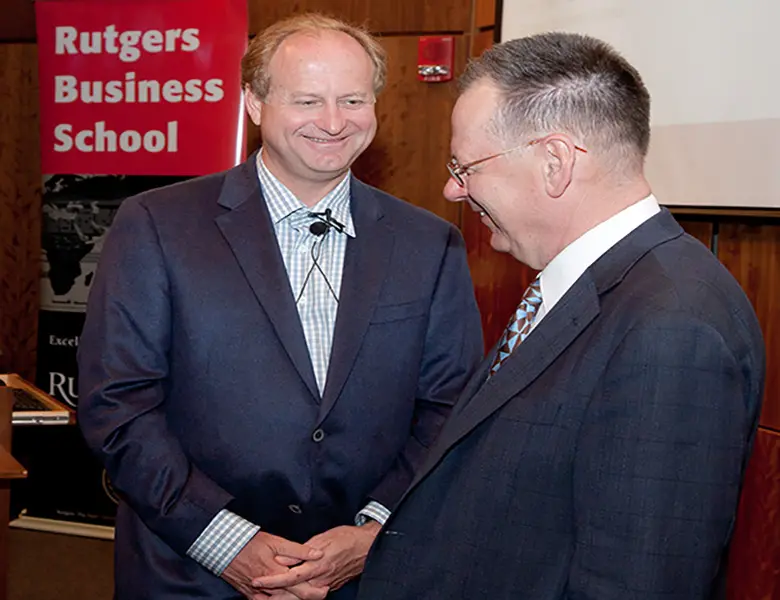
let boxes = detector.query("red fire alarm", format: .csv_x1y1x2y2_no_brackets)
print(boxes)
417,36,454,83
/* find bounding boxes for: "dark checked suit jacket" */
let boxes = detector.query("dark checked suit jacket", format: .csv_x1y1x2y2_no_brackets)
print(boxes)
358,209,765,600
77,153,483,599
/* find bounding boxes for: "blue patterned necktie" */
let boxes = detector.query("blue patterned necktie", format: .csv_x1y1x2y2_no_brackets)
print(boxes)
489,276,543,376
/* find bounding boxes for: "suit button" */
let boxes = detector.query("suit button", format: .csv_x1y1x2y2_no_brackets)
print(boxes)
288,504,302,515
312,428,325,442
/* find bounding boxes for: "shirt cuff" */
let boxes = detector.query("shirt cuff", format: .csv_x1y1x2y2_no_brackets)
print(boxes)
355,500,391,526
186,509,259,575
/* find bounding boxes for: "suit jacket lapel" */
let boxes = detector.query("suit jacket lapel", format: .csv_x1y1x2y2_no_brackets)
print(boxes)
318,179,393,422
214,155,319,401
420,275,600,475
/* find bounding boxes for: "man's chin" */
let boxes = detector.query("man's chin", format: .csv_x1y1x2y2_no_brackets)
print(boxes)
304,152,359,175
489,232,511,254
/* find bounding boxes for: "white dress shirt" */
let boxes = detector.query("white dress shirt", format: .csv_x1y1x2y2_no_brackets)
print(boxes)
532,195,661,332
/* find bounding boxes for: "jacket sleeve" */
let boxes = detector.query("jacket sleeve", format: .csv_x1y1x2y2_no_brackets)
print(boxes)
77,197,233,556
367,224,483,510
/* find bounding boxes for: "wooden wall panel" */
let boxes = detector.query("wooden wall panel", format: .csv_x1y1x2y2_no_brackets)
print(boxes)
249,0,471,35
474,0,496,29
6,1,474,43
718,222,780,432
675,218,713,251
727,427,780,600
351,35,467,224
0,45,41,382
0,0,36,43
471,29,494,58
247,35,469,225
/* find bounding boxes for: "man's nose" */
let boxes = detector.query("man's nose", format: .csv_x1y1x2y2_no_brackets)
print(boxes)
317,104,347,135
443,176,467,203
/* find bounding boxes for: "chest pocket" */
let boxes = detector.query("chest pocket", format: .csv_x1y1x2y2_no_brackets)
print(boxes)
369,299,429,324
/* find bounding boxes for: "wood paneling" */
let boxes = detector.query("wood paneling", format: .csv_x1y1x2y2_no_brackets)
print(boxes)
718,222,780,431
0,0,36,43
675,218,713,250
462,209,536,349
0,392,26,600
6,0,474,43
474,0,496,29
0,45,41,382
0,391,25,480
727,427,780,600
351,35,467,224
471,28,494,58
248,0,471,35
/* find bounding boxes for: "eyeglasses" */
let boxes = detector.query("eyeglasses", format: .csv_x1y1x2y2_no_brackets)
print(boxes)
447,137,588,187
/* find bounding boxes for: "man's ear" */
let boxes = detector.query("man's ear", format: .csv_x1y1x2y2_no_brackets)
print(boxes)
541,137,576,198
244,86,263,127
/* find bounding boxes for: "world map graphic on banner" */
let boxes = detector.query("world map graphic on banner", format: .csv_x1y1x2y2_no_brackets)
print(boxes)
40,175,120,312
40,175,187,313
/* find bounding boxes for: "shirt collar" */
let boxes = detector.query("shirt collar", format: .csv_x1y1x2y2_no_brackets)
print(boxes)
255,150,356,237
540,194,661,313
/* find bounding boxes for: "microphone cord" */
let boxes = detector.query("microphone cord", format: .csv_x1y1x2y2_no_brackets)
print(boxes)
295,228,339,305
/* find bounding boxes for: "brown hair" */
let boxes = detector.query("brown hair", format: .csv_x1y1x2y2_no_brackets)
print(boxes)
241,13,388,99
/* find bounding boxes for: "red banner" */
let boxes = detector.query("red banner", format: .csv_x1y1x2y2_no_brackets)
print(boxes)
36,0,247,176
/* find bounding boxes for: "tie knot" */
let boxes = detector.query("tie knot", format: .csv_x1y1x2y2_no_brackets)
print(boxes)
519,275,543,312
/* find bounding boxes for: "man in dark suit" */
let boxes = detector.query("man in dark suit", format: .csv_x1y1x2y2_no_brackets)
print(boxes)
77,14,482,600
348,32,764,599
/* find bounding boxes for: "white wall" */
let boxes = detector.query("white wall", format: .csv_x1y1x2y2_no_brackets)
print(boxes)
500,0,780,208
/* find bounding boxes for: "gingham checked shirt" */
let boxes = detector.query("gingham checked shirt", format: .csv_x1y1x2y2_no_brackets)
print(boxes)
187,152,390,575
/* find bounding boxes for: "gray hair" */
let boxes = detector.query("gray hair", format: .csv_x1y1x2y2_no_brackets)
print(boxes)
460,32,651,170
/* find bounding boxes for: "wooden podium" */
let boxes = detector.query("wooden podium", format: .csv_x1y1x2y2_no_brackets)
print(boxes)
0,389,27,600
0,374,74,425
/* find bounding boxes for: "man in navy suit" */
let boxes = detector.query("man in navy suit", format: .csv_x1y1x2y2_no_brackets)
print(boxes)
77,14,482,600
346,32,764,599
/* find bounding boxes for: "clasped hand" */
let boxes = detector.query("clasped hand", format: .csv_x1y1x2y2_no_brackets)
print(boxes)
223,522,381,600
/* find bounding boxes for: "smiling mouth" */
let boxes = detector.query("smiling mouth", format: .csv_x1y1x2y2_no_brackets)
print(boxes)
467,197,488,217
303,135,348,144
467,198,496,227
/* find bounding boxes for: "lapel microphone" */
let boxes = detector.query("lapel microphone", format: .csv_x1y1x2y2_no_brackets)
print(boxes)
309,221,329,236
309,208,346,236
298,208,341,304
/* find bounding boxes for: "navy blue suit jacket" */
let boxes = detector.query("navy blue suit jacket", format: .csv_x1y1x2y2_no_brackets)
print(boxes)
358,210,765,600
77,155,483,599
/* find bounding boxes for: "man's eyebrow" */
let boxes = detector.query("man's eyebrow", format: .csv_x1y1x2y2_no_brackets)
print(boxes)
338,92,372,99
